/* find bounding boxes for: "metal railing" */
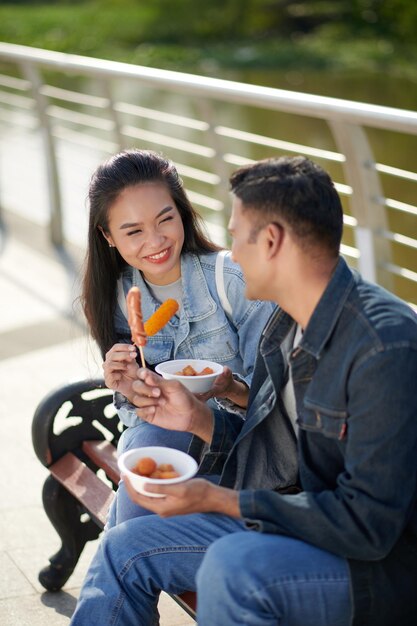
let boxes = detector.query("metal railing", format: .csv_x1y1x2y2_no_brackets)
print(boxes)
0,43,416,307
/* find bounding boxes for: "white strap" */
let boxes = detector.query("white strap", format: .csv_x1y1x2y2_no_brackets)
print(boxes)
117,278,128,319
117,268,140,320
215,250,233,319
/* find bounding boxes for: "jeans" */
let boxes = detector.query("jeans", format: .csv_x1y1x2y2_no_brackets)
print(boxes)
70,512,246,626
197,532,352,626
106,421,195,527
70,511,352,626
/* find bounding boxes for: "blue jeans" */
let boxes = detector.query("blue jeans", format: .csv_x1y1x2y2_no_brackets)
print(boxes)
106,421,195,526
70,512,245,625
70,512,352,626
197,532,352,626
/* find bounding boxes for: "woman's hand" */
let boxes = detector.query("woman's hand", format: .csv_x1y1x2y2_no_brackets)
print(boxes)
123,475,241,519
197,366,249,408
102,343,139,401
132,368,214,442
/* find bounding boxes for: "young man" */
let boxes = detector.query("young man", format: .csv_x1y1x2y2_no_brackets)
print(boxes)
70,156,417,626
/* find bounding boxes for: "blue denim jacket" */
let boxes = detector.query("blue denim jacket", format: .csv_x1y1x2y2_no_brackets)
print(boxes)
201,257,417,625
114,251,276,426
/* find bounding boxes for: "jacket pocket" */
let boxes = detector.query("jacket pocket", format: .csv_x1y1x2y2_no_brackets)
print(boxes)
298,402,348,439
191,322,239,362
144,338,174,365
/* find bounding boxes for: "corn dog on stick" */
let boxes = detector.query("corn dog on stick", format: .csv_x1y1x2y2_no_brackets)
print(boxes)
126,287,146,367
144,299,179,336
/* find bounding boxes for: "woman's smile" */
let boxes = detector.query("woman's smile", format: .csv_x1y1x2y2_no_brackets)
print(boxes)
143,247,172,264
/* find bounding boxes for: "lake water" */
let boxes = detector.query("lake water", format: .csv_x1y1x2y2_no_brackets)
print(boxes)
0,64,416,303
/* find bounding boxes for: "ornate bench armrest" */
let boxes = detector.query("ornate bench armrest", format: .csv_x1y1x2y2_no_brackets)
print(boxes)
32,378,120,467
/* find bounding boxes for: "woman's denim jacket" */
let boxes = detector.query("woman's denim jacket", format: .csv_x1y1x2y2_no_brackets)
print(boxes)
200,257,417,626
114,251,275,426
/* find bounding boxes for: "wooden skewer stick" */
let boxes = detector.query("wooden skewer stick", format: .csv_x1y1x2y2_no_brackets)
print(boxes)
138,344,146,369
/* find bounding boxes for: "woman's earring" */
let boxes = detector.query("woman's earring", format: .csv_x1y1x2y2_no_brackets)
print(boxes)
108,243,114,248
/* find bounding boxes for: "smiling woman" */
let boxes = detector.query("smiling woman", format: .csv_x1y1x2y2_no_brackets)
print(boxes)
80,148,276,527
82,149,221,356
101,184,185,285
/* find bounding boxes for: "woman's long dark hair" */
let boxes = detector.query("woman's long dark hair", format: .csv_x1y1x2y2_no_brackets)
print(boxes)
81,149,220,356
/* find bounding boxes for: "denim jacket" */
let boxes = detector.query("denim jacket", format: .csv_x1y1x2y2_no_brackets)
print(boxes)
114,251,276,426
200,257,417,626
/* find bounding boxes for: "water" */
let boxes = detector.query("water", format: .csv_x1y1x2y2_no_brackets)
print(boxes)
0,65,416,303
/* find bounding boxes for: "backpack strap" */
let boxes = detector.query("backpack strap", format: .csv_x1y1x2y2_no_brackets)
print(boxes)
117,277,128,320
215,250,233,319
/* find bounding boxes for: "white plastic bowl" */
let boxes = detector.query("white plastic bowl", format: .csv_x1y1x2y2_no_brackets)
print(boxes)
118,446,198,498
155,359,223,393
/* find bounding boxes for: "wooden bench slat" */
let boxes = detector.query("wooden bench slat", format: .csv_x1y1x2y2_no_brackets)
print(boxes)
50,452,114,527
174,591,197,615
82,439,120,484
50,449,197,618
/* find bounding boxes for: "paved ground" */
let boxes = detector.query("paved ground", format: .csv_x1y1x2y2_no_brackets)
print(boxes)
0,211,194,625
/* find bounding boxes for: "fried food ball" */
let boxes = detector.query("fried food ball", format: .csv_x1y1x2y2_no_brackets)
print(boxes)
131,457,181,479
159,471,180,479
134,457,157,476
158,463,174,472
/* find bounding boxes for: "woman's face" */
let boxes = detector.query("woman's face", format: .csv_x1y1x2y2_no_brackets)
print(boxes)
103,183,185,285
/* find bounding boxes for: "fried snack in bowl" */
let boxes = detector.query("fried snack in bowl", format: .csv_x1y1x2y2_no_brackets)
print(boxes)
176,365,215,376
118,446,198,498
155,359,223,393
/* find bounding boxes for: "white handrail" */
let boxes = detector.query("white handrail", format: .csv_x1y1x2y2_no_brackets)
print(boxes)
1,43,416,134
0,42,416,308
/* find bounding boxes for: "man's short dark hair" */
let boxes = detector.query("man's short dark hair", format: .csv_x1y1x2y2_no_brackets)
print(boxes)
230,156,344,256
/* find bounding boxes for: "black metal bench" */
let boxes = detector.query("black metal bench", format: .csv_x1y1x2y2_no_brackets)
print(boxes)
32,378,196,619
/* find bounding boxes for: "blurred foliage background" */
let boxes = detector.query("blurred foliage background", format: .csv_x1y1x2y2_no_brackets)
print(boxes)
0,0,416,82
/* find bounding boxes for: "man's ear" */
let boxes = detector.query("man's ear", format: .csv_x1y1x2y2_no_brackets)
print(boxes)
264,222,284,259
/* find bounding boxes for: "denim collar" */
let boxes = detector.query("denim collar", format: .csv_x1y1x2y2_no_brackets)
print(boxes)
301,256,355,359
260,308,294,357
180,252,218,321
132,252,217,322
261,257,355,360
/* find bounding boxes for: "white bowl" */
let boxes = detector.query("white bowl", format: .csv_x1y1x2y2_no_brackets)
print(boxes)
155,359,223,393
118,446,198,498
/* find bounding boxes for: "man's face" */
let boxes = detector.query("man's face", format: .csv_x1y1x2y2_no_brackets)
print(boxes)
228,196,266,301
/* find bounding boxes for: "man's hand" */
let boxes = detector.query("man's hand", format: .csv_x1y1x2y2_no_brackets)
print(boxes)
132,368,214,442
123,475,241,518
102,343,138,400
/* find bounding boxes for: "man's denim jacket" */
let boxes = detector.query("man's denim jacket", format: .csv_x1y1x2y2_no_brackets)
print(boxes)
114,251,275,426
201,257,417,626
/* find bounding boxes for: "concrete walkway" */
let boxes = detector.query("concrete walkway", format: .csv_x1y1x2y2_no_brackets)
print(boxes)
0,211,194,625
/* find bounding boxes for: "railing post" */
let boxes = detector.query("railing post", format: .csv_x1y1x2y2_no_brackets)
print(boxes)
102,79,127,151
20,61,63,246
328,120,392,287
195,99,231,234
